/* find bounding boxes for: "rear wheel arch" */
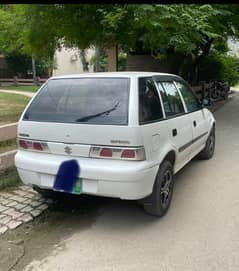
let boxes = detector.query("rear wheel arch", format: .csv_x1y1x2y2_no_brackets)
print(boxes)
161,150,176,169
142,159,175,217
138,150,176,207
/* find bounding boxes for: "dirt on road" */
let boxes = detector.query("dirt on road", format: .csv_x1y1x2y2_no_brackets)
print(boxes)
0,194,110,271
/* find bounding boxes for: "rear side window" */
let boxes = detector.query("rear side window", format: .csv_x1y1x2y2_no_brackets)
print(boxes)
174,81,201,112
157,81,185,117
138,77,163,124
23,78,130,125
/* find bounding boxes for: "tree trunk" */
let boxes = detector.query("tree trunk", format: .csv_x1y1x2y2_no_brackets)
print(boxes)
177,55,187,77
79,49,89,72
106,45,118,72
48,66,52,77
95,47,101,72
31,55,37,85
48,56,54,77
191,38,214,84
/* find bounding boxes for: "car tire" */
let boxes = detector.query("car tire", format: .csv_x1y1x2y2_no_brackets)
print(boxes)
197,125,215,160
142,160,174,217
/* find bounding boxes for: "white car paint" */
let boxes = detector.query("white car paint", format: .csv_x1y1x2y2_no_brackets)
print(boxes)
15,72,215,200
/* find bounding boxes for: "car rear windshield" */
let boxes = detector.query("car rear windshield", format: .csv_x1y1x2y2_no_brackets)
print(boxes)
23,77,130,125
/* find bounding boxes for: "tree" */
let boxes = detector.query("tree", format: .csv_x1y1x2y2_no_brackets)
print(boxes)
1,4,239,82
95,47,101,72
0,5,56,83
79,50,89,72
23,4,135,71
127,4,238,83
0,5,37,82
198,50,239,86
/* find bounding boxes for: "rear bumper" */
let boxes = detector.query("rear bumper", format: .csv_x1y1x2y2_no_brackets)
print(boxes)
15,150,158,200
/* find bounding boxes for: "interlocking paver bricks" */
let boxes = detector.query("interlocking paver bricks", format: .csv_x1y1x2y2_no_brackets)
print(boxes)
7,220,22,230
21,206,34,213
0,185,52,235
30,209,42,217
0,226,8,234
0,205,9,212
17,213,33,223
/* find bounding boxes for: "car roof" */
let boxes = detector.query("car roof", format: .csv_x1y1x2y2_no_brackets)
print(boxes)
50,71,182,80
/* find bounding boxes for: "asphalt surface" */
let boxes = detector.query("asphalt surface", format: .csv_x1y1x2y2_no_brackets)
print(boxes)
21,92,239,271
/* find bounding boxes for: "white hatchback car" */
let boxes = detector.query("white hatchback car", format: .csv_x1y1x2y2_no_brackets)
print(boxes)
15,72,215,217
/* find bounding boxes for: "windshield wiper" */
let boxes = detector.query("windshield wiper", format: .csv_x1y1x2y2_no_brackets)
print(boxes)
75,101,120,122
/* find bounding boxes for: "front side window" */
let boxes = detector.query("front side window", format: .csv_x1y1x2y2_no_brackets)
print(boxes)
23,78,130,125
174,81,202,112
138,77,163,124
158,81,185,117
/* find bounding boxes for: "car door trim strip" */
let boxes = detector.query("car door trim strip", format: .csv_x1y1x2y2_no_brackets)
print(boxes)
178,132,208,153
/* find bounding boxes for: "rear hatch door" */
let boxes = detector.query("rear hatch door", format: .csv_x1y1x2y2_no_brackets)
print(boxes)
18,77,142,157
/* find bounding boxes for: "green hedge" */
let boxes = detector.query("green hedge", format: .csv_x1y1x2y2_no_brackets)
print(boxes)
198,51,239,86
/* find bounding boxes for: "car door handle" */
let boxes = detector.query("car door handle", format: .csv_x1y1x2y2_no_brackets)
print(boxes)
172,129,177,137
193,121,197,127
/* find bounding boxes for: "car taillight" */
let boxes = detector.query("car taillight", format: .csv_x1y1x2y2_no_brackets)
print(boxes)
17,138,49,152
100,148,113,157
121,149,135,159
19,139,29,149
90,146,145,161
33,142,43,151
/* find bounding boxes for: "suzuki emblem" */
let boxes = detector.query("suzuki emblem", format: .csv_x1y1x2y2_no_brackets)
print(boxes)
64,146,72,155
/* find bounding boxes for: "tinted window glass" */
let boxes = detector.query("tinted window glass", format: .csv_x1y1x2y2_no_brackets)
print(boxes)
160,81,185,116
156,82,172,116
138,77,163,124
175,81,201,112
23,78,130,125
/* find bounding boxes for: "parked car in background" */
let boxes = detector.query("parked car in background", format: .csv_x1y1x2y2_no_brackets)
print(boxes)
15,72,215,217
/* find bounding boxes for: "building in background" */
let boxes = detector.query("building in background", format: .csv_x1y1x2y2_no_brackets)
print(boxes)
228,37,239,57
53,47,95,76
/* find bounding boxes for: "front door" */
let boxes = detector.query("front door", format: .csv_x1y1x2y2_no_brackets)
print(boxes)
174,80,208,158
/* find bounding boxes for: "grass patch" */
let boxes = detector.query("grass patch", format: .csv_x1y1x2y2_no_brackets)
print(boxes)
0,85,40,92
0,139,17,154
0,166,21,191
0,92,30,123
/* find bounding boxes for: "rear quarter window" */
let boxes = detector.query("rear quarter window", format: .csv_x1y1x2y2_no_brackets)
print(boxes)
138,77,164,124
23,78,130,125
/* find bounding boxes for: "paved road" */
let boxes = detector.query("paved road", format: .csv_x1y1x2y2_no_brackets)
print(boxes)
23,93,239,271
0,89,34,97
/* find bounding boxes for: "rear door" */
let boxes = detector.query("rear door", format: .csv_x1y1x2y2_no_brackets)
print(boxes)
137,77,169,164
174,80,208,158
154,79,193,171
